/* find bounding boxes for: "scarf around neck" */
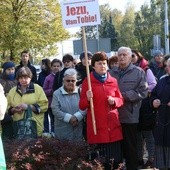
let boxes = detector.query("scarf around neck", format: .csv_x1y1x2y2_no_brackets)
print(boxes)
93,71,107,83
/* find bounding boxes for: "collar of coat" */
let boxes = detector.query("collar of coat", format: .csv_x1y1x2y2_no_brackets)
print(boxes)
60,86,79,95
16,82,35,96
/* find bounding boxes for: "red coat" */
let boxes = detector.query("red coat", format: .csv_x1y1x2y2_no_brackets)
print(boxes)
79,72,123,144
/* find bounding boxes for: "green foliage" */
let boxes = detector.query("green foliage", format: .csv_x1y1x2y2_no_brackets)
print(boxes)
119,4,138,49
0,0,69,62
134,1,162,59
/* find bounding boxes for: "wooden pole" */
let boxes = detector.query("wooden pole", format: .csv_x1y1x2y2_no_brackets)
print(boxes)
82,27,97,135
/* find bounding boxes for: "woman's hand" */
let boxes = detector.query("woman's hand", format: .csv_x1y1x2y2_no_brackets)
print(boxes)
153,99,161,108
86,90,93,101
107,96,115,105
11,106,23,114
70,115,78,126
16,103,28,110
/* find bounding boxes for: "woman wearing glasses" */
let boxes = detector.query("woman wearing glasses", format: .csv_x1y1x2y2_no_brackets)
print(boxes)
51,68,86,141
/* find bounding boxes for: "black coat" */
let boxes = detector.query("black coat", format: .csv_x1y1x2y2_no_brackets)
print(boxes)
75,62,93,86
150,75,170,147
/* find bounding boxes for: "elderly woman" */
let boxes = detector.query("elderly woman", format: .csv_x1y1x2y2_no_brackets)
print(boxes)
51,68,86,141
79,52,124,169
151,58,170,170
7,67,48,137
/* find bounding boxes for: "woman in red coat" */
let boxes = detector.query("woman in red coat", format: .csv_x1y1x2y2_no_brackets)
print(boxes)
79,52,124,169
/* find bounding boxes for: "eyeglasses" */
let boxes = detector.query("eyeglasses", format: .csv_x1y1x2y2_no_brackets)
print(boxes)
63,60,71,63
65,79,76,83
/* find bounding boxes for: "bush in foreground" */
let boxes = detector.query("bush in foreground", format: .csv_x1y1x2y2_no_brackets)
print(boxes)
3,138,104,170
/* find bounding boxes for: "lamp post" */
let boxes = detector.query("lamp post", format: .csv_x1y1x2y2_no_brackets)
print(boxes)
164,0,169,54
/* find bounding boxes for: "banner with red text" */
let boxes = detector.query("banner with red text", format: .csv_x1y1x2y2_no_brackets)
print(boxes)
61,0,101,28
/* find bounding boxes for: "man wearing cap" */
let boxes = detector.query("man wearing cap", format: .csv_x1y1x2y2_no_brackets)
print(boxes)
75,51,93,86
15,50,37,83
149,50,165,80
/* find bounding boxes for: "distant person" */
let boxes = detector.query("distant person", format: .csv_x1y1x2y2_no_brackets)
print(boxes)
160,54,170,79
37,59,51,87
15,50,37,83
0,62,17,96
51,68,86,141
149,50,165,80
53,54,73,91
43,59,62,136
79,52,124,170
75,51,93,86
108,55,119,70
110,47,148,170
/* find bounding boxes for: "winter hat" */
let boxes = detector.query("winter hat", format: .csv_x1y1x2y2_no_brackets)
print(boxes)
2,62,15,71
153,50,163,57
80,51,93,61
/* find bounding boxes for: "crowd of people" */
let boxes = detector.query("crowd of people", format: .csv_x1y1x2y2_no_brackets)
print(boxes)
0,47,170,170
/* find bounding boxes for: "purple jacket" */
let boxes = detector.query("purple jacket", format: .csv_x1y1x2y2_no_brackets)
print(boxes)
145,68,157,92
43,73,55,107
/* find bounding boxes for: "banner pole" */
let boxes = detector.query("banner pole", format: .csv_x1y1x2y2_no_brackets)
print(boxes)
82,27,97,135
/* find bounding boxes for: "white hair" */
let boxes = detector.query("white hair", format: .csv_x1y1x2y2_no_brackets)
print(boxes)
64,68,77,78
118,46,132,56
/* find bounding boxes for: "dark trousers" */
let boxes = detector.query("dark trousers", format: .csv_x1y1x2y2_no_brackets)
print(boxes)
43,108,54,133
121,123,138,170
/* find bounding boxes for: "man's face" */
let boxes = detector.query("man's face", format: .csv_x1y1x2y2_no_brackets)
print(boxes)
118,50,132,68
21,53,29,63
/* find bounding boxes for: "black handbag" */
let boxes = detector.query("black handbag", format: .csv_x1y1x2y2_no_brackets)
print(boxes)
13,105,37,139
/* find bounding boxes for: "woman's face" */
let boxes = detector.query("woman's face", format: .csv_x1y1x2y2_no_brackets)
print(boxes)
51,62,61,74
5,67,15,75
63,75,77,93
41,63,46,70
93,60,107,75
131,53,139,64
18,76,31,87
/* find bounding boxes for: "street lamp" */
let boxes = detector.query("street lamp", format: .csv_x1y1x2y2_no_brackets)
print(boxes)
164,0,169,54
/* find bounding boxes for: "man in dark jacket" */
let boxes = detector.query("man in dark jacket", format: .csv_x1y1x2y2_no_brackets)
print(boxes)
109,46,148,170
15,50,37,83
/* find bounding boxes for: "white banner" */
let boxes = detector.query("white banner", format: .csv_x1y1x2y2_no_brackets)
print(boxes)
61,0,101,28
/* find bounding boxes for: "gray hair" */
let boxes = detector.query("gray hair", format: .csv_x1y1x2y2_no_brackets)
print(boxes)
118,47,132,56
64,68,77,78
